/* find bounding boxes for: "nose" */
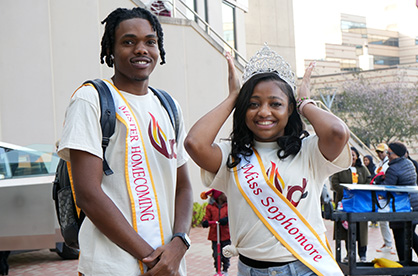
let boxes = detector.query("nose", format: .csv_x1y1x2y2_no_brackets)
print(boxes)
134,42,148,55
258,103,271,117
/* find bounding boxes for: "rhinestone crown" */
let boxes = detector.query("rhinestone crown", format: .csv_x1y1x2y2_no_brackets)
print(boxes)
242,44,296,93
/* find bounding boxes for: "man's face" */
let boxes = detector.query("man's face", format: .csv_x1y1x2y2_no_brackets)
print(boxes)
112,18,159,86
376,150,387,161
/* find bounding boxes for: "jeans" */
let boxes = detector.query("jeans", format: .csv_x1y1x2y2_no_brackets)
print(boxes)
380,221,392,246
238,259,317,276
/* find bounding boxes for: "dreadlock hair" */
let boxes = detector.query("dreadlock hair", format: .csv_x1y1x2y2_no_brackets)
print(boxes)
227,73,309,169
100,7,166,67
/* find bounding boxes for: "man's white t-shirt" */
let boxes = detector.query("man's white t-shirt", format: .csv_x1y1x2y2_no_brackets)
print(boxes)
202,136,350,262
58,82,188,276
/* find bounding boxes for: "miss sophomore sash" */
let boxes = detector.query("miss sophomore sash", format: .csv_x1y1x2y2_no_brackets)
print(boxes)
104,80,164,272
234,149,343,276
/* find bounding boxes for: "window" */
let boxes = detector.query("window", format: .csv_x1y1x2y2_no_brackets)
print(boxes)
416,55,418,63
222,1,236,49
416,37,418,45
341,20,367,35
368,35,399,47
373,56,400,66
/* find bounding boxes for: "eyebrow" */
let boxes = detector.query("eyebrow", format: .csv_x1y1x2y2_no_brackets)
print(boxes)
250,95,285,100
122,33,157,38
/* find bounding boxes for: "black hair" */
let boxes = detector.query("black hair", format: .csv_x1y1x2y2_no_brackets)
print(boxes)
100,7,166,67
227,73,308,168
351,147,362,167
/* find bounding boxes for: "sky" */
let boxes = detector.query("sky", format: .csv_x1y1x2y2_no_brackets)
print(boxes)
292,0,418,77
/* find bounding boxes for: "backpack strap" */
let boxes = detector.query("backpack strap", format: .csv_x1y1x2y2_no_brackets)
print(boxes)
149,87,180,141
83,79,116,176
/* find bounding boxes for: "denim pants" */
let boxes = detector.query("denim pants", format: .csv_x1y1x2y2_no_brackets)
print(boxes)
238,259,317,276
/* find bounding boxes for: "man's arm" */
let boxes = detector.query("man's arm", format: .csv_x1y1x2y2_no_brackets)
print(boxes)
70,149,156,265
142,163,193,275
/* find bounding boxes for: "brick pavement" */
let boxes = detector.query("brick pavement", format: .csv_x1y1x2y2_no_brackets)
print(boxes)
5,219,417,275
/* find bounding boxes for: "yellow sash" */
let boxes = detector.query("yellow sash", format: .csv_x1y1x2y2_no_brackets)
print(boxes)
234,149,343,276
103,80,164,273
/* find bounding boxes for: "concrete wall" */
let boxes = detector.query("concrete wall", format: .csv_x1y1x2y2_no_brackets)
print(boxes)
244,0,296,70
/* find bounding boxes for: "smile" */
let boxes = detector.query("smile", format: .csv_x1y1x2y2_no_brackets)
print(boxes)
257,120,274,126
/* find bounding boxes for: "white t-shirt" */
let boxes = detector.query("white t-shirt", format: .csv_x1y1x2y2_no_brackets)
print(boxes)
58,81,188,276
376,156,389,174
202,135,350,262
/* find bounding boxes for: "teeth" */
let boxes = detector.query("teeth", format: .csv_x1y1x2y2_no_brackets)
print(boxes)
258,121,273,125
135,61,147,64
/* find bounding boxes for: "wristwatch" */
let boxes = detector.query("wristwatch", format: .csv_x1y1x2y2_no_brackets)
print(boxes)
171,232,191,249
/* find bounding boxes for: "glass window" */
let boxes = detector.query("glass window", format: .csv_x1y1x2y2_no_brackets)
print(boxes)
222,1,236,50
416,55,418,63
373,56,400,66
341,20,367,35
0,145,59,179
416,37,418,45
368,35,399,47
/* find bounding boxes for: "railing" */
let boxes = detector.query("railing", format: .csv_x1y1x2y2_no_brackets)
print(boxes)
136,0,247,67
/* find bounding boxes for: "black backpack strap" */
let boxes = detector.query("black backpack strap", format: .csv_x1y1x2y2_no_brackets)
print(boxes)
83,79,116,176
149,87,180,141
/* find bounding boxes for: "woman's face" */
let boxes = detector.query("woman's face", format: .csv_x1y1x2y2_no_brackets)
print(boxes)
245,80,293,142
351,150,357,166
363,157,370,166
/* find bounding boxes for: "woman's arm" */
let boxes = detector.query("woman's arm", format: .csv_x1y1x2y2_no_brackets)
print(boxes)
298,63,350,161
184,53,240,173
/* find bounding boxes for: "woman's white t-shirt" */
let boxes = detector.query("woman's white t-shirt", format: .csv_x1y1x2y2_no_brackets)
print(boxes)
202,136,350,262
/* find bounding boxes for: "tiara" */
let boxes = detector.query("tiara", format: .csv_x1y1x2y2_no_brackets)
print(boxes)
242,44,296,92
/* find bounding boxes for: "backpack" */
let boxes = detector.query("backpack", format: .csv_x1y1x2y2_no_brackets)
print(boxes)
52,79,179,249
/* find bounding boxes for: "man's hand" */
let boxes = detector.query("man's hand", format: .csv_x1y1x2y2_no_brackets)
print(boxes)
141,238,186,276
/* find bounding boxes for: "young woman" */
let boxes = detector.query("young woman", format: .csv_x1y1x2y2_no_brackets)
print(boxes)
185,47,351,276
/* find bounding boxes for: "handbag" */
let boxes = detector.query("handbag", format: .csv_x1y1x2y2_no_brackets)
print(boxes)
341,188,411,213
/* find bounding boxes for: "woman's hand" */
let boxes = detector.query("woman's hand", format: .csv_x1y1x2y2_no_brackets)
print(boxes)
297,61,315,100
226,52,240,99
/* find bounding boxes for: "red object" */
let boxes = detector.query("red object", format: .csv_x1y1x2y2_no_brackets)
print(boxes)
200,189,223,200
208,221,223,276
203,202,230,241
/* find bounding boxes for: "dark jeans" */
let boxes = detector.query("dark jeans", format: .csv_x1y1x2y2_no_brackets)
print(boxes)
392,224,418,262
211,240,231,272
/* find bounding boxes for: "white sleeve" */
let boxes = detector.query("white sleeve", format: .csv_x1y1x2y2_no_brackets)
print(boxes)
57,85,103,161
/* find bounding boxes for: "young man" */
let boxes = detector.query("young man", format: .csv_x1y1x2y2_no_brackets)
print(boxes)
58,7,193,276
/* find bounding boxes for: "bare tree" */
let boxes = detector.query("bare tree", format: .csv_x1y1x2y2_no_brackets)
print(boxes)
331,76,418,147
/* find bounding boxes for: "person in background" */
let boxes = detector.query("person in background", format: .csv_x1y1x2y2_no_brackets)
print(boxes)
377,142,418,262
363,155,376,179
364,155,378,228
406,150,418,184
57,7,193,275
331,147,370,262
201,189,231,276
374,143,395,255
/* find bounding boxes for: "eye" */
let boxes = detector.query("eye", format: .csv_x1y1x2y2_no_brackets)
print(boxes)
147,39,157,46
122,40,134,45
248,102,260,109
270,101,282,108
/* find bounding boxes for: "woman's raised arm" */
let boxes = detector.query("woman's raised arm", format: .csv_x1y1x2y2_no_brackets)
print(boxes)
298,63,350,161
184,53,240,173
